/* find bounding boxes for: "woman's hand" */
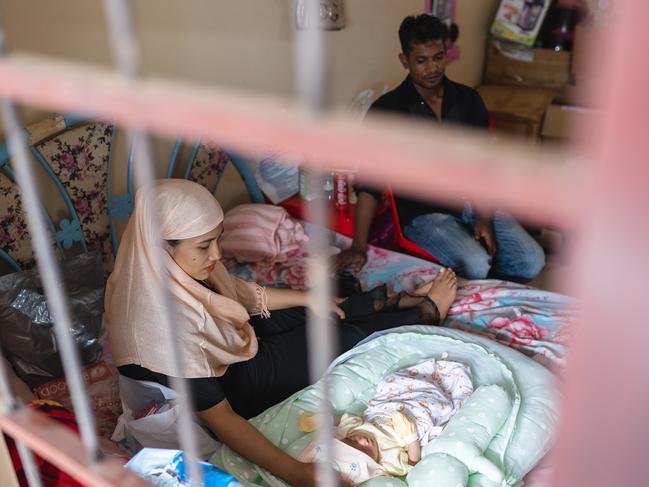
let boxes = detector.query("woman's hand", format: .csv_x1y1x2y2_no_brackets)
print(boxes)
290,462,317,487
332,297,347,320
307,296,347,320
199,401,325,487
473,217,496,256
332,246,368,272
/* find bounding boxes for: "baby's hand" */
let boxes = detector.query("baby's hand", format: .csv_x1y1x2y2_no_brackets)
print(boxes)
407,440,421,465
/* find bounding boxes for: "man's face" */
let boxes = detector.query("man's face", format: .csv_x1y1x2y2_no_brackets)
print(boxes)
399,39,447,91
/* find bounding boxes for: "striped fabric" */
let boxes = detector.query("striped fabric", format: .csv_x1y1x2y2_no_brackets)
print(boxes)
5,400,84,487
220,204,308,264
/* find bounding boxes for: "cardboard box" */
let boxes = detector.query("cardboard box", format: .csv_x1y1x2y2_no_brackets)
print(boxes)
485,40,571,90
490,0,552,47
478,84,557,138
541,103,598,139
557,76,599,106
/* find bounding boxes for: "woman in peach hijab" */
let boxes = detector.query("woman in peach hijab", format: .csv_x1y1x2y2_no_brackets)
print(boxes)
104,179,457,487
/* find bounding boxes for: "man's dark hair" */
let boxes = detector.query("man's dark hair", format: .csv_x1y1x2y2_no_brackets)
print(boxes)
398,14,448,55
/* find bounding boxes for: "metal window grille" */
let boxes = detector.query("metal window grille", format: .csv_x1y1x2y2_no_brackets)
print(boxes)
0,1,646,486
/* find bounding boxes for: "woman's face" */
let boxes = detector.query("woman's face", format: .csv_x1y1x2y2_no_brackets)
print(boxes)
166,224,223,280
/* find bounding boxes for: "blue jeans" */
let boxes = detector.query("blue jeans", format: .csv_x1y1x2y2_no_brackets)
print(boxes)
404,210,545,281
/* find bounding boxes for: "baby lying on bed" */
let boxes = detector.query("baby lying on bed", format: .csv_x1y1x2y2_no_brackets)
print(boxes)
298,358,474,485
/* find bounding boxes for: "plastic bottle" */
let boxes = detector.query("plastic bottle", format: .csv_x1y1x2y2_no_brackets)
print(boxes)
334,172,348,209
299,167,314,201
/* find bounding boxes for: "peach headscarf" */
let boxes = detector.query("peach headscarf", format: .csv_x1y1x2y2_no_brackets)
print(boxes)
104,179,261,378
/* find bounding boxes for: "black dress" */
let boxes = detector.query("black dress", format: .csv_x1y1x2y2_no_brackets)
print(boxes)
119,289,438,419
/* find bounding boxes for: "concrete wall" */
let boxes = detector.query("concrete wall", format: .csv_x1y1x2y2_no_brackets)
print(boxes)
0,0,499,209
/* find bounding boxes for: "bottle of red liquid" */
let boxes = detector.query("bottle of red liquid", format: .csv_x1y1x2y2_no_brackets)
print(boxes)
334,172,348,209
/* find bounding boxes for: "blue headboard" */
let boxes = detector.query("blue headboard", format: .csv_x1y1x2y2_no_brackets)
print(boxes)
0,115,264,274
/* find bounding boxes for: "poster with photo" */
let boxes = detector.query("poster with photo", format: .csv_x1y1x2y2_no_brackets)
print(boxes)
490,0,552,46
425,0,460,62
426,0,456,25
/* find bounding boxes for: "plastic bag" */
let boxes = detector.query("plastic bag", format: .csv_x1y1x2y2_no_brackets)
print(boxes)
126,448,242,487
246,153,299,204
112,376,221,459
0,252,105,388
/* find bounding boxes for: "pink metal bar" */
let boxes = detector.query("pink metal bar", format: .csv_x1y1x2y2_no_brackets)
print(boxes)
100,0,204,483
295,2,338,486
0,341,42,487
0,55,578,227
552,2,649,485
2,5,643,487
0,408,150,487
0,96,101,462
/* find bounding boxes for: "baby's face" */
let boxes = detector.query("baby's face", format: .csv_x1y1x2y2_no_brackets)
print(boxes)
342,434,379,463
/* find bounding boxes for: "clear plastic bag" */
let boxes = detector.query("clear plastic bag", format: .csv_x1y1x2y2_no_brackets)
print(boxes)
248,154,299,204
0,252,105,387
112,376,220,459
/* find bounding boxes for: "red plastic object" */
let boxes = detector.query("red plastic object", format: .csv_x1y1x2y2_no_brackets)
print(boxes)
279,193,356,238
385,188,441,264
280,191,439,262
488,114,497,133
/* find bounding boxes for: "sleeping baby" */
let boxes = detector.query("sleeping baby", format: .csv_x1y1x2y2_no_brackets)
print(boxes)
299,357,473,485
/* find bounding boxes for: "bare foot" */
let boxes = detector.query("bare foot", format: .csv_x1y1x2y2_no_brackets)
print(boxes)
412,280,433,296
425,267,457,322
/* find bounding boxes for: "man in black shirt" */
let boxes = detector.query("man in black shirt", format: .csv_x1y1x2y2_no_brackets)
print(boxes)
335,14,544,282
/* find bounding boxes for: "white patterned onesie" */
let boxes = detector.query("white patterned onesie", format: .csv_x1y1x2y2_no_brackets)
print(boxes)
364,358,473,446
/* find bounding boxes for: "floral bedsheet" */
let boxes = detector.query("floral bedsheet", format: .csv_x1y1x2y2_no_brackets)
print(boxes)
226,230,574,368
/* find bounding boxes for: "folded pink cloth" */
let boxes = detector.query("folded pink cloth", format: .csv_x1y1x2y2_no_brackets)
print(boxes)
220,204,309,264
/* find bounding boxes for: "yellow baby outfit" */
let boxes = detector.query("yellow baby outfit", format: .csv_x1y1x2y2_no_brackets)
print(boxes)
336,412,418,476
300,411,418,476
